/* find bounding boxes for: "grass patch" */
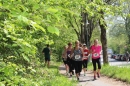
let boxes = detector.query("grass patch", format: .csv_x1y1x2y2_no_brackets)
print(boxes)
0,61,77,86
87,62,93,70
101,65,130,84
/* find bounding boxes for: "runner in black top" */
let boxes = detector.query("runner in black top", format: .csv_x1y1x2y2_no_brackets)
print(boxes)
42,44,51,68
71,40,84,81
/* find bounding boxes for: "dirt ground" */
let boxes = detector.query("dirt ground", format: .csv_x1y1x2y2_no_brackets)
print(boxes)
59,64,130,86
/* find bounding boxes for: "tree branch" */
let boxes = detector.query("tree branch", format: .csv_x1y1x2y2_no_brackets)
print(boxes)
73,15,80,33
68,14,80,39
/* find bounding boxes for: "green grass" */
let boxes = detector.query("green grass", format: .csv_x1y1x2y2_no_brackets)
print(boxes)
0,61,77,86
101,65,130,83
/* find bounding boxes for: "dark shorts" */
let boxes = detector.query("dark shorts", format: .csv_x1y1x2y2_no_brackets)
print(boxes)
74,61,82,73
63,61,68,64
92,58,101,71
62,58,68,64
82,59,88,68
45,58,50,61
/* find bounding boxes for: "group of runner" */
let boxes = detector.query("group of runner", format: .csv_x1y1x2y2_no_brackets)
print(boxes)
62,39,102,81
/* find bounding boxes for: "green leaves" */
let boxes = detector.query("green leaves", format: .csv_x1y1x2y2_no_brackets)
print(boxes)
47,8,58,13
18,15,29,24
22,53,30,62
47,26,59,36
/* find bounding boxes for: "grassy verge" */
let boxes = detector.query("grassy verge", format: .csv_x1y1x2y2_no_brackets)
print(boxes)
0,61,77,86
101,65,130,84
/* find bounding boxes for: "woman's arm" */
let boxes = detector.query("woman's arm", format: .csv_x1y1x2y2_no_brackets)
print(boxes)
62,48,67,58
80,47,84,60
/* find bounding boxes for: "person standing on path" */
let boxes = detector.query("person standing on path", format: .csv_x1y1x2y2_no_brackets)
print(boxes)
62,45,69,75
71,40,84,81
89,39,102,80
42,44,51,68
125,51,129,63
82,43,89,76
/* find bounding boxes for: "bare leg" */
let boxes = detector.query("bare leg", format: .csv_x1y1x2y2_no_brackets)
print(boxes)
44,60,47,67
83,68,86,76
94,70,97,77
76,73,79,80
65,64,69,75
127,58,129,63
97,69,100,78
47,61,50,68
97,69,100,73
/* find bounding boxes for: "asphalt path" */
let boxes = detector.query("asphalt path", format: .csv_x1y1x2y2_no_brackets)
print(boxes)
59,55,130,86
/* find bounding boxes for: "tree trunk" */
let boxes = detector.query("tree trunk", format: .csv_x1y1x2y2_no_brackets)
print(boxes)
80,10,85,43
125,17,130,51
99,12,108,65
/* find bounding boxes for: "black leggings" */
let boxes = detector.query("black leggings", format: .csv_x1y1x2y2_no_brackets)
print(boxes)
92,58,101,71
74,61,82,74
82,60,88,68
68,59,74,73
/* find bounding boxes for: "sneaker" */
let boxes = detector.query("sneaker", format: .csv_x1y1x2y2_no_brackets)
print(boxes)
97,72,100,78
84,74,85,76
94,76,96,80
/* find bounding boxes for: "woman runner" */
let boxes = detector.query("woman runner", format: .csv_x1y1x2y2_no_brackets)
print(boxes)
71,40,84,81
90,39,102,80
82,43,89,76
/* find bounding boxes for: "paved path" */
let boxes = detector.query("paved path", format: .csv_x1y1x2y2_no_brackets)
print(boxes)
59,64,130,86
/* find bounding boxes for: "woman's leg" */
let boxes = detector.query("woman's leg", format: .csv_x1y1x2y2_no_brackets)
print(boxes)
97,58,101,78
79,61,82,75
92,59,97,79
83,60,88,76
74,61,79,80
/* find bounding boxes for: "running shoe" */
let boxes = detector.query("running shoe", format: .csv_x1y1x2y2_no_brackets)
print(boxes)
84,74,86,76
97,72,100,78
94,76,96,80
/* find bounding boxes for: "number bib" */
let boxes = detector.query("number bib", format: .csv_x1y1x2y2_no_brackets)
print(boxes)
75,55,81,60
93,53,99,57
68,54,70,58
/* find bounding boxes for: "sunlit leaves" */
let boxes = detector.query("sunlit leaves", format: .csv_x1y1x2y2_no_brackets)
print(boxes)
47,26,59,36
22,53,30,62
47,8,58,13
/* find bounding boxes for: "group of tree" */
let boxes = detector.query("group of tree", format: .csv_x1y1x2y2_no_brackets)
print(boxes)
0,0,130,85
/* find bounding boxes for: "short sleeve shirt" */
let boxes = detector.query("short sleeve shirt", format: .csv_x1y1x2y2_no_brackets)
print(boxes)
42,47,50,58
90,45,102,59
83,49,89,60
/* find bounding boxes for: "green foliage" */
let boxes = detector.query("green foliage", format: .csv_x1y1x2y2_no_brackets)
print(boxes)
0,61,76,86
0,0,129,85
108,18,128,53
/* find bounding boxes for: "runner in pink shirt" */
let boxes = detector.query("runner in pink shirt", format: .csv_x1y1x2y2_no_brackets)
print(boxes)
90,39,102,80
